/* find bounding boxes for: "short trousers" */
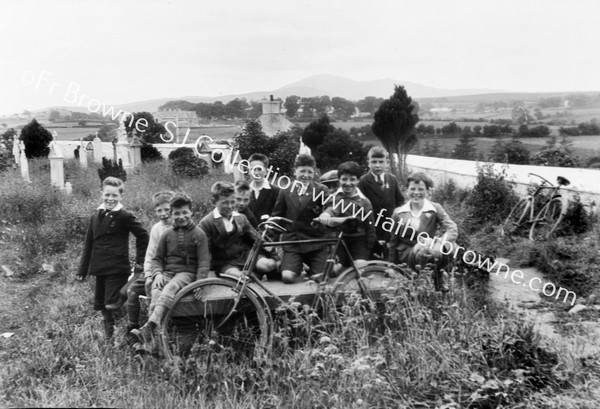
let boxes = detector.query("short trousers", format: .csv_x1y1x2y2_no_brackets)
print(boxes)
338,237,370,267
280,247,328,276
94,274,129,311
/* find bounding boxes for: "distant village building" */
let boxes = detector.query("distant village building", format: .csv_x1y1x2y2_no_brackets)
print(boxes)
258,95,294,136
153,109,199,127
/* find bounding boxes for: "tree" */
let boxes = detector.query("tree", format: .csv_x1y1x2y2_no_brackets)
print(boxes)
49,110,60,122
489,138,530,164
331,97,355,120
302,114,334,153
423,136,442,157
247,101,263,119
313,128,369,172
441,121,462,136
284,95,301,117
235,120,270,159
124,112,166,144
452,131,477,160
266,127,302,176
168,147,209,178
224,98,249,119
357,96,384,115
371,85,419,179
20,118,52,159
531,136,579,167
97,125,117,142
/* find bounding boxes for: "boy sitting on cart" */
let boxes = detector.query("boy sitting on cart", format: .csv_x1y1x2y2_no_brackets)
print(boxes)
317,161,375,269
132,193,210,352
272,154,330,283
200,181,277,278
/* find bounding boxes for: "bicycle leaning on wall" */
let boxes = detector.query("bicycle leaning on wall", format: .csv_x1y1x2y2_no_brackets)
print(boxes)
501,173,570,241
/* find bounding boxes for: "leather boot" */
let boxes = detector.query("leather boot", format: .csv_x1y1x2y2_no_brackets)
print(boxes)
102,311,115,340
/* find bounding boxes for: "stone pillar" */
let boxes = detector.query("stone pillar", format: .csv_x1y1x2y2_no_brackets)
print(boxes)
115,122,132,169
19,141,30,182
79,139,88,168
49,142,65,190
12,137,19,165
86,142,94,164
130,140,142,169
92,136,103,163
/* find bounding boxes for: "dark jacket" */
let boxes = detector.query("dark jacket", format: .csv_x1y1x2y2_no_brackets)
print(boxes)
199,210,258,271
249,183,280,221
357,172,404,241
78,207,149,277
272,181,329,254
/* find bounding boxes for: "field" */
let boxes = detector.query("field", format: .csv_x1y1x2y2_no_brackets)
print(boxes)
1,158,600,407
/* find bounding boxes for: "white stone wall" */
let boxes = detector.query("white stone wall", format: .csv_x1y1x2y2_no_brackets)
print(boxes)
406,154,600,209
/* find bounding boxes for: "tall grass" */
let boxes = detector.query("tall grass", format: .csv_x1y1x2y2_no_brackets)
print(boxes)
0,159,594,407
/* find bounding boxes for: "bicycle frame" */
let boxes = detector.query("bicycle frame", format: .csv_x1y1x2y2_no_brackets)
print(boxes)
216,220,366,324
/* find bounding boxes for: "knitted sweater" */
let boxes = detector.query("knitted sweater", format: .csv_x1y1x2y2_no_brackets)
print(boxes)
150,221,210,280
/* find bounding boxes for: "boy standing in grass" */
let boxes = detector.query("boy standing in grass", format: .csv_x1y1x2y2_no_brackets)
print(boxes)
76,177,149,341
317,161,375,268
132,193,210,350
357,146,404,255
124,191,174,341
200,181,277,277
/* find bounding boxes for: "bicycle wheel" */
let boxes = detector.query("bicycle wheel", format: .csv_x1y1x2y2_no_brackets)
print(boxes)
160,278,272,363
501,198,530,236
529,197,566,241
333,263,409,300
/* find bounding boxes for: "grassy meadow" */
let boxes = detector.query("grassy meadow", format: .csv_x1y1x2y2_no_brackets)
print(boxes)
1,158,600,407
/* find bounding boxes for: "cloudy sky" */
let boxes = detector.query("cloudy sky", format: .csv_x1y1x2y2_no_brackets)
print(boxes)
2,0,599,115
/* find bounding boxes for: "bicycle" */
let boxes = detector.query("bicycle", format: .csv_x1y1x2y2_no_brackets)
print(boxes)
501,173,570,240
158,216,409,362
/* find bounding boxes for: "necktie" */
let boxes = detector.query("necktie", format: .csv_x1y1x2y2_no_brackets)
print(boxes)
377,175,384,186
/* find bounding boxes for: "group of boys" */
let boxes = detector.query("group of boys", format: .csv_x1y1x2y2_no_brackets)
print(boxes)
77,147,404,352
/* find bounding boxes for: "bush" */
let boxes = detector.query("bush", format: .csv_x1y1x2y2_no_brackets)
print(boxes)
464,163,518,232
168,147,209,178
141,143,163,163
20,119,52,159
97,157,127,184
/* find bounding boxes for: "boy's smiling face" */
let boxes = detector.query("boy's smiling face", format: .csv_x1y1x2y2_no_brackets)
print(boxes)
155,202,171,224
339,174,359,195
294,165,315,185
171,205,193,228
216,194,236,218
101,185,123,210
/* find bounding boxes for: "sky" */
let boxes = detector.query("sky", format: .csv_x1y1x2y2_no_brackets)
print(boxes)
2,0,600,115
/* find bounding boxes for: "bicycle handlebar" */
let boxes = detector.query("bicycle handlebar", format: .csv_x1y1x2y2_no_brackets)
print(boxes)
257,216,294,233
527,173,553,186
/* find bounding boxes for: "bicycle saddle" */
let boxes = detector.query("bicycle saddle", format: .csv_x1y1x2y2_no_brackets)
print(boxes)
556,176,570,186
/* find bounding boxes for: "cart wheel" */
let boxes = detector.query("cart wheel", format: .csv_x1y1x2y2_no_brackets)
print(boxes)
160,278,272,363
333,263,409,300
502,198,530,236
529,197,566,241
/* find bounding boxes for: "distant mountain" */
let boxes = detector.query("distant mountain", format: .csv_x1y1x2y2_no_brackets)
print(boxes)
107,74,504,112
30,74,585,116
273,74,503,100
